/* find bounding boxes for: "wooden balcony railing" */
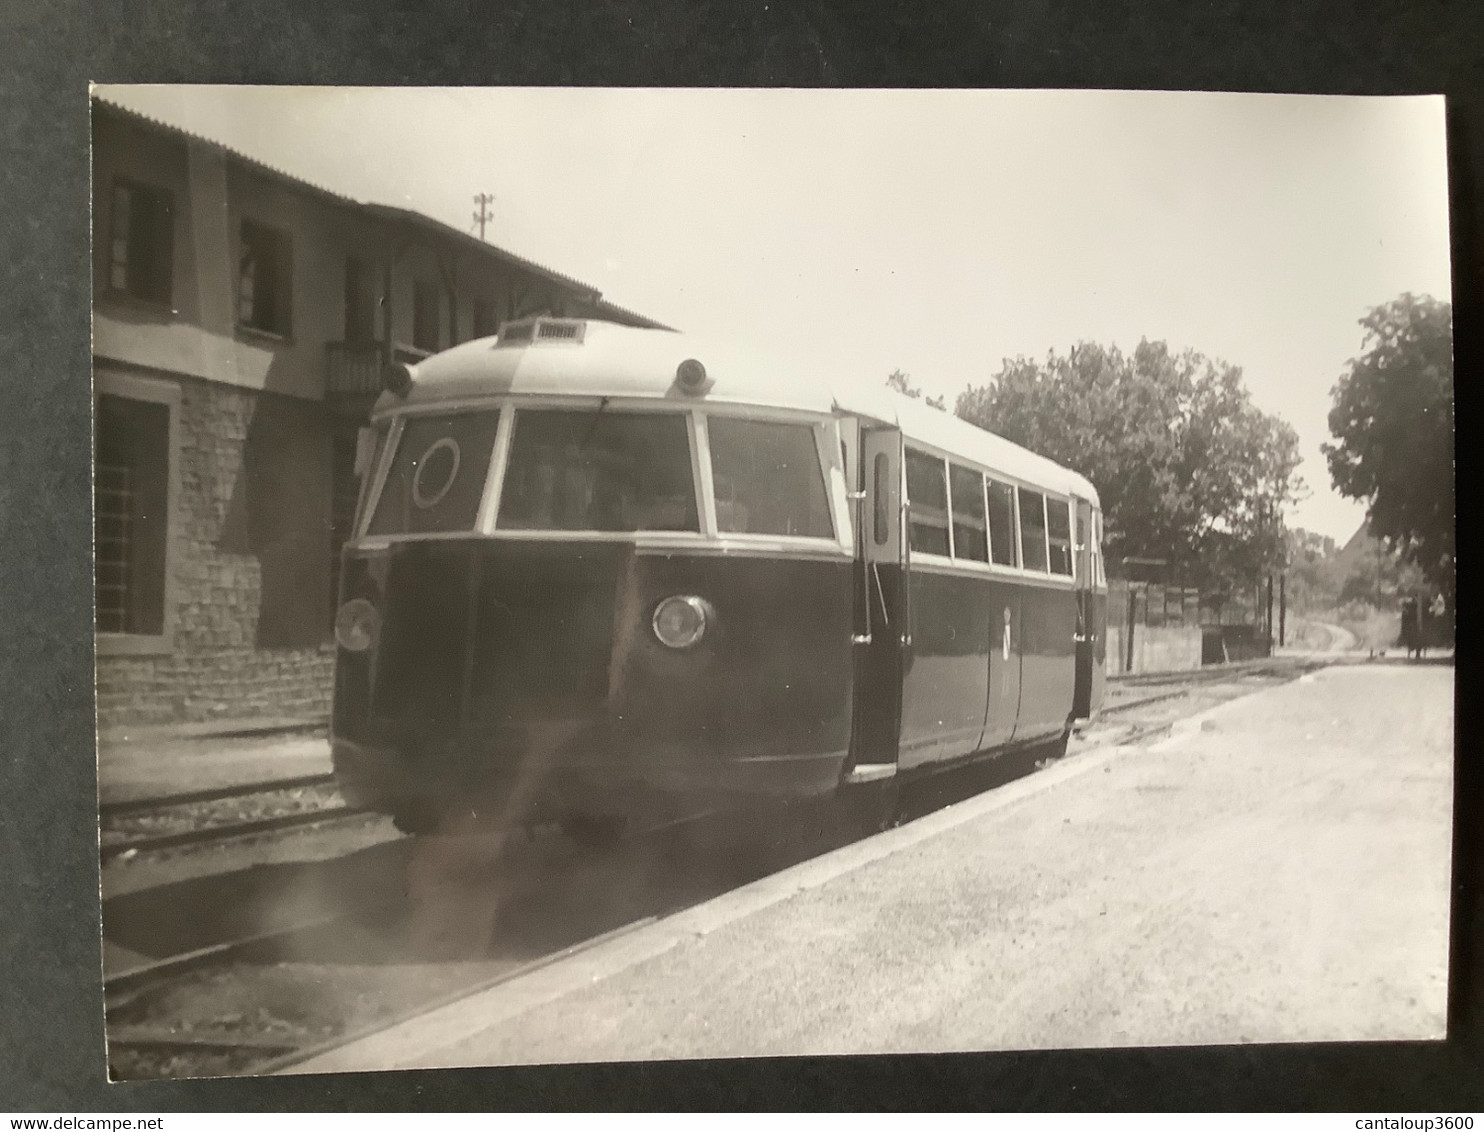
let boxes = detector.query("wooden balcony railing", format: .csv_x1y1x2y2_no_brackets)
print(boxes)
325,341,383,397
326,341,435,398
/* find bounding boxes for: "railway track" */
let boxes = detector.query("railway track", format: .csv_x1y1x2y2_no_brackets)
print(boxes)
102,655,1332,1080
100,773,367,862
102,805,733,1080
1105,653,1323,689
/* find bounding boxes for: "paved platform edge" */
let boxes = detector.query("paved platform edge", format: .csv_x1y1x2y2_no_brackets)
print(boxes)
281,690,1262,1075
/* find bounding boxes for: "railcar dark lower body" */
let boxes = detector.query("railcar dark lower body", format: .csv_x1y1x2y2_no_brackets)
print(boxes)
332,539,855,831
332,539,1107,834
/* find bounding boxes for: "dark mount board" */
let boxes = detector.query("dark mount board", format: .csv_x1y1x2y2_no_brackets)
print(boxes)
4,0,1482,1112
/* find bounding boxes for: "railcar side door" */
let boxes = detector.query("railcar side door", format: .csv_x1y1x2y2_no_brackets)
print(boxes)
1071,497,1103,718
845,426,905,776
980,474,1022,751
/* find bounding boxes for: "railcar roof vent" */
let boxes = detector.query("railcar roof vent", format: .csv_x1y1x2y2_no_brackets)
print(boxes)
495,317,587,347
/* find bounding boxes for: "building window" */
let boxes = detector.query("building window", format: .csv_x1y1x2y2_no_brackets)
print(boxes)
413,281,441,353
95,377,177,645
344,256,377,343
238,220,293,336
472,298,499,339
108,179,174,306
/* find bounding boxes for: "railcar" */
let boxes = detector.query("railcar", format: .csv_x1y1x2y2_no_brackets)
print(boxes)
331,318,1107,835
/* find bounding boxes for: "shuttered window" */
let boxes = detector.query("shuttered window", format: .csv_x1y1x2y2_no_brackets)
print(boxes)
239,220,293,336
108,180,174,306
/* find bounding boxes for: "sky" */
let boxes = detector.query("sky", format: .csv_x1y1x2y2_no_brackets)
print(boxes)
96,86,1453,543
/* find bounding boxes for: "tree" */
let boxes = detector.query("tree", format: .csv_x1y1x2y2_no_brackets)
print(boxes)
955,339,1304,588
1323,294,1454,606
885,369,946,410
1283,527,1343,613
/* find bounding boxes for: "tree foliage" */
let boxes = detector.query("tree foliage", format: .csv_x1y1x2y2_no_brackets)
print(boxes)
1283,525,1423,614
1323,294,1453,603
885,369,946,410
955,340,1303,588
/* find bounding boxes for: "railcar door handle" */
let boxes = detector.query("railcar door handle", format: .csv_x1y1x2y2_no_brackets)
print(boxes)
852,633,873,645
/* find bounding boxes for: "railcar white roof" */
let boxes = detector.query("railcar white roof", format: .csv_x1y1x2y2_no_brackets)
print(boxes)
389,319,838,415
388,319,1099,506
839,384,1101,505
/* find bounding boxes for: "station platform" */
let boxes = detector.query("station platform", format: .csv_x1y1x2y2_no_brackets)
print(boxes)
97,719,330,806
285,660,1452,1073
93,652,1352,808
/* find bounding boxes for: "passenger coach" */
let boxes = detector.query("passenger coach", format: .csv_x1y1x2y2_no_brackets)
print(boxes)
331,318,1107,835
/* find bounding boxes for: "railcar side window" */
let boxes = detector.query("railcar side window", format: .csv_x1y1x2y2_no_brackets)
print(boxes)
498,410,698,532
948,463,988,562
873,453,890,546
354,422,391,533
1093,510,1106,586
986,478,1018,567
1047,497,1074,576
1018,486,1050,572
709,417,832,538
905,448,950,556
367,412,502,536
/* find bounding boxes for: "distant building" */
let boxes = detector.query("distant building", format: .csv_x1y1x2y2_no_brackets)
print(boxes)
92,98,667,729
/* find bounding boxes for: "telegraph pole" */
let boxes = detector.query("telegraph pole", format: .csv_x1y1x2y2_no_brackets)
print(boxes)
472,192,495,242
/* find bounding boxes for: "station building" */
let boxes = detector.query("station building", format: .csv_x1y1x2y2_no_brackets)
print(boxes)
92,97,666,729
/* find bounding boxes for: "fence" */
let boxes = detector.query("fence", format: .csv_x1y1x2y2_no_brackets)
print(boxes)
1105,578,1270,675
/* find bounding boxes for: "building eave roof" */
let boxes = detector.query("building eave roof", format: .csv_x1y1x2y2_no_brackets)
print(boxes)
91,94,667,327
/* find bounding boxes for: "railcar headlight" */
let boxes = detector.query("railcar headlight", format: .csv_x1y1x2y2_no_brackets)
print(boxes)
675,358,709,394
335,598,381,652
652,595,710,649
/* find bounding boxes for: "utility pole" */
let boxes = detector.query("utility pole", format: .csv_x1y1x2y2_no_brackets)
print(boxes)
1279,572,1286,648
472,192,495,242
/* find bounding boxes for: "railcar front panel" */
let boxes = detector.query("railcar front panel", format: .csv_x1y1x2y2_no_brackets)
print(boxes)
333,540,853,824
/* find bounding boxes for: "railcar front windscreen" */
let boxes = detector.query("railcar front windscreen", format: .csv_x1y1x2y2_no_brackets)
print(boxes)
497,409,699,532
708,417,833,539
366,411,501,536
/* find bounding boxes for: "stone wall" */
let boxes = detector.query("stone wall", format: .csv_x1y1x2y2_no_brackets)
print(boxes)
96,373,338,728
1105,624,1205,676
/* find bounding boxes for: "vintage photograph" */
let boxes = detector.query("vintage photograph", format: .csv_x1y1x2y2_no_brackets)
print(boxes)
92,86,1454,1080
